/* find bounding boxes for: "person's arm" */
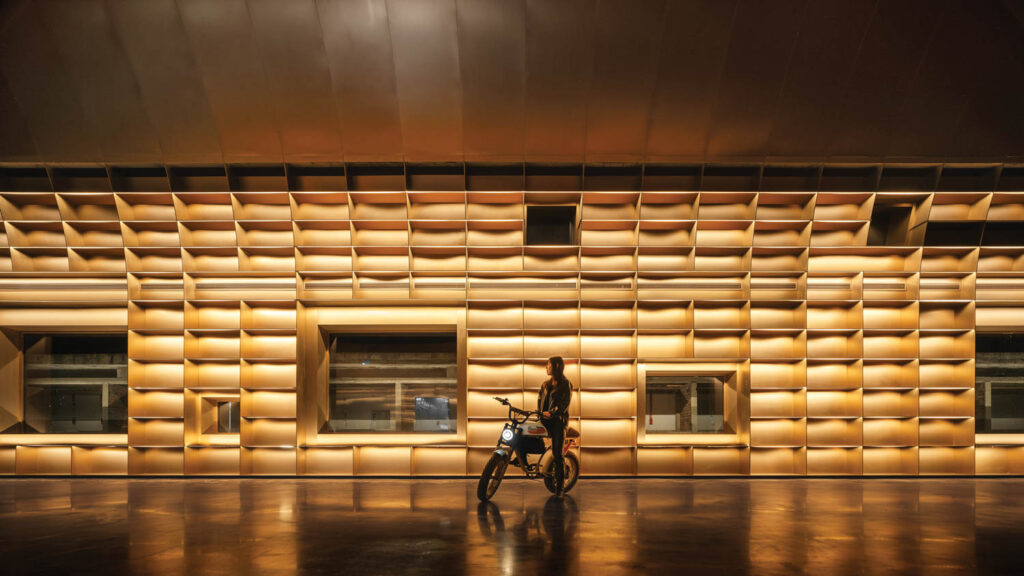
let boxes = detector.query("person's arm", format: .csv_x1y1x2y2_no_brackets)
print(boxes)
547,380,572,419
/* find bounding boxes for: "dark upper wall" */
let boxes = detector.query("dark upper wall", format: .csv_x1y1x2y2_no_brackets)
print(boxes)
1,0,1024,165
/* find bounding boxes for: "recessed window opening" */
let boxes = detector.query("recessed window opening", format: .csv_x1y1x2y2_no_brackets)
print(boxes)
327,333,457,433
645,375,730,434
21,334,128,434
526,205,576,245
868,203,912,246
977,334,1024,434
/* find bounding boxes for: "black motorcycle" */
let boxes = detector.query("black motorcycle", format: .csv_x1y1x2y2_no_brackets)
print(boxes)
477,396,580,501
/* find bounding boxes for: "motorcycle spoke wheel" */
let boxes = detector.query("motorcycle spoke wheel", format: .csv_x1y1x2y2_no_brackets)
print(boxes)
477,453,509,501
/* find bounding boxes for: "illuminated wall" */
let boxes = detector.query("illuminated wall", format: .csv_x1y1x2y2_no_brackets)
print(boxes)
1,163,1024,476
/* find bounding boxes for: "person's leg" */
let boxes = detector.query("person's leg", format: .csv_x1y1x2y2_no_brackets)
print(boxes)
548,422,565,495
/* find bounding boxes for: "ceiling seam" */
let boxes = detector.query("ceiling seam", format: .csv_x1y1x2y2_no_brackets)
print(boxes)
166,0,229,165
311,0,346,164
760,0,810,164
823,0,880,160
451,0,467,166
519,0,528,166
699,0,742,163
880,0,949,163
383,0,407,163
638,0,670,165
102,0,166,162
236,0,287,164
579,0,600,165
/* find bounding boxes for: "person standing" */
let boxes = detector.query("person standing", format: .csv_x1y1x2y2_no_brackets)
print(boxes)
539,356,572,497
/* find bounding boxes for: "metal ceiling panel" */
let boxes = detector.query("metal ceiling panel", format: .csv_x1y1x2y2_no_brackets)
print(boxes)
523,0,594,162
317,0,404,162
0,72,37,161
825,0,942,160
584,0,665,162
644,0,737,163
1,0,1024,164
704,0,805,161
0,2,98,161
105,0,222,164
884,1,987,160
456,0,526,162
387,0,464,162
247,0,343,162
176,0,282,163
765,1,877,160
38,0,162,163
946,0,1024,161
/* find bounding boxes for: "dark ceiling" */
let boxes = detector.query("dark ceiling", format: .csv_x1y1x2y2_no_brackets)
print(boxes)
2,0,1024,166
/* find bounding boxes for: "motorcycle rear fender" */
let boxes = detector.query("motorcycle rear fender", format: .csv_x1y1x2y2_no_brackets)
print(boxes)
539,450,553,474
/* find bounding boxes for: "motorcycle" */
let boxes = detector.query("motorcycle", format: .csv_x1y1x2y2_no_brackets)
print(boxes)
477,396,580,501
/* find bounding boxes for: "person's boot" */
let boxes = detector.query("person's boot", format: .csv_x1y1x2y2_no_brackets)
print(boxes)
554,464,565,498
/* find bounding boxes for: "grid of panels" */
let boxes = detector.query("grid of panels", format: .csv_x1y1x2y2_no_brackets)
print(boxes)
1,163,1024,475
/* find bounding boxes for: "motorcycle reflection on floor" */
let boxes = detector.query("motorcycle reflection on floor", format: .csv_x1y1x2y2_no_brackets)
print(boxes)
476,497,579,574
477,397,580,502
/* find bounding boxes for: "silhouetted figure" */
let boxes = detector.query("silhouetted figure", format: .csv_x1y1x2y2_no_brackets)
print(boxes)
539,355,572,497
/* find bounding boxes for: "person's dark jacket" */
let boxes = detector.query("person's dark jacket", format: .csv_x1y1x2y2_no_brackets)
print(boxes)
538,377,572,427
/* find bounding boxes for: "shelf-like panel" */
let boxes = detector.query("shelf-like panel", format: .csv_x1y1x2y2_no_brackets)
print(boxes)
4,184,1022,477
750,447,806,475
806,447,862,475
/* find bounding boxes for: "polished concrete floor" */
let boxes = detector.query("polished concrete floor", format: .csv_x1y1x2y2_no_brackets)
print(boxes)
1,478,1023,576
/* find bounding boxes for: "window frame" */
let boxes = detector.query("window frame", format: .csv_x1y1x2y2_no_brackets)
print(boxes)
308,319,467,446
0,324,129,443
975,331,1024,441
20,332,129,435
637,362,747,447
324,331,459,435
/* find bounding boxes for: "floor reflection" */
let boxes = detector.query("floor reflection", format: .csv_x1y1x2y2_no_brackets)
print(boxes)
474,496,579,575
1,478,1023,575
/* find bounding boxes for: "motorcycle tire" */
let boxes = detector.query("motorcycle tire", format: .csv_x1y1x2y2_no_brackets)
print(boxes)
544,451,580,495
477,452,509,501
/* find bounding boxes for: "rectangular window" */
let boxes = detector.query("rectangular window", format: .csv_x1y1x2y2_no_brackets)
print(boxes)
327,333,457,433
645,375,729,434
526,205,576,245
22,334,128,434
977,334,1024,433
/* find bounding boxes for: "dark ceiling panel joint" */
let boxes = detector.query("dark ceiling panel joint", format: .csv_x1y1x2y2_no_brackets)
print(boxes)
2,161,1022,193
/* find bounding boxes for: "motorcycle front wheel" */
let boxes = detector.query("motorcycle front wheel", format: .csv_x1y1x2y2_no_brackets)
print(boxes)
544,451,580,495
477,452,510,501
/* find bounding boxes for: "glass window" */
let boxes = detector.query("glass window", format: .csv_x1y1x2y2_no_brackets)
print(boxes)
977,334,1024,433
22,334,128,434
327,333,457,433
646,375,729,434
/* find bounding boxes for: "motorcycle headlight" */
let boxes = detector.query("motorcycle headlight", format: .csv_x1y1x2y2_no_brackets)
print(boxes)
501,428,514,442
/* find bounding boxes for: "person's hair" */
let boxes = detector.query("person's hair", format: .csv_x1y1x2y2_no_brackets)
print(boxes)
548,356,566,383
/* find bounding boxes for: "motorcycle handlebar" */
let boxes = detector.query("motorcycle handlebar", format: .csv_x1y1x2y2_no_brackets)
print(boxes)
491,397,539,419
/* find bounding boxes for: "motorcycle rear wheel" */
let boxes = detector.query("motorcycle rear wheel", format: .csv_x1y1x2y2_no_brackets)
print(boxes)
544,452,580,495
477,452,509,501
